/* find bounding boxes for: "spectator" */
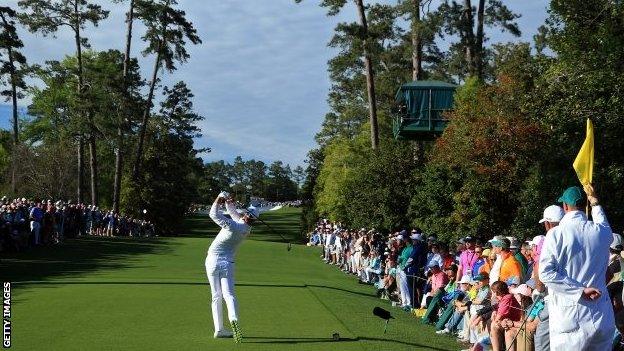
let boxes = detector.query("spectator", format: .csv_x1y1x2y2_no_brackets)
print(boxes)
490,237,522,285
490,281,522,351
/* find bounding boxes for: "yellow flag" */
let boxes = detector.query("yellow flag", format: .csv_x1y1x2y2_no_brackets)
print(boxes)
573,118,594,185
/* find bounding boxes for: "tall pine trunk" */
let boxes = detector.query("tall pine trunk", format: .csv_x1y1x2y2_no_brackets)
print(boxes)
132,41,162,180
411,0,423,81
78,138,85,203
114,0,135,213
8,46,18,194
74,0,86,203
475,0,485,79
355,0,379,150
462,0,476,77
89,132,98,206
0,10,19,194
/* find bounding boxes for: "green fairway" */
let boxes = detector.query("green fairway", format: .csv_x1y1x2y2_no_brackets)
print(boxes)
1,207,459,351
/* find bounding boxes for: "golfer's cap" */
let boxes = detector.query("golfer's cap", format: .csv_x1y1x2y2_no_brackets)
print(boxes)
539,205,565,224
510,284,532,297
246,206,259,218
558,186,585,207
611,233,624,251
458,275,473,285
528,235,545,247
473,273,489,281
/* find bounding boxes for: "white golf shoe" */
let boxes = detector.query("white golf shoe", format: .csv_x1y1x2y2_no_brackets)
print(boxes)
213,329,233,338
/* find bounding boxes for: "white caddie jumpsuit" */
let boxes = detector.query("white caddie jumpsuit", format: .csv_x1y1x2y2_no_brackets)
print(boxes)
539,205,615,351
206,200,250,333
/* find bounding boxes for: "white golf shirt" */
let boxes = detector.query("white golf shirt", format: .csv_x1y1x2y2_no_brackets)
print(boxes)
207,201,250,264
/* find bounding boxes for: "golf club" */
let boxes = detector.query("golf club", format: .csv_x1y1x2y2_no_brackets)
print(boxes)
245,208,292,251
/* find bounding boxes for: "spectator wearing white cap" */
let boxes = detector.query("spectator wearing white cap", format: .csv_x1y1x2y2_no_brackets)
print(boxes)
531,205,563,351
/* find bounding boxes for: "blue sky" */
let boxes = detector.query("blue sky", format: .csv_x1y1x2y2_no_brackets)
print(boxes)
0,0,548,166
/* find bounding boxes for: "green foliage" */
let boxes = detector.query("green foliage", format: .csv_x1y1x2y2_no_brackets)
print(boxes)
0,6,29,103
136,0,202,72
18,0,109,39
199,157,300,205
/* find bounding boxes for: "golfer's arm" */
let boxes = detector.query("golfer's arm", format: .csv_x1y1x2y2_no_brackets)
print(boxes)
209,197,232,228
225,201,242,222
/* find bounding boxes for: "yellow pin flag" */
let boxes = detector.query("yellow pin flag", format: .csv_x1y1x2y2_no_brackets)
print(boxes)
573,118,594,185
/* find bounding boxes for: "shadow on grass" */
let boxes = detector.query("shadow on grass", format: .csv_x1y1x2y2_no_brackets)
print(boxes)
243,336,451,350
6,280,375,298
1,236,173,290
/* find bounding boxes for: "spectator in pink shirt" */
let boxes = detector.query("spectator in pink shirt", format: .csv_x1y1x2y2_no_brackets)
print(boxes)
420,262,449,309
457,236,479,281
430,263,450,293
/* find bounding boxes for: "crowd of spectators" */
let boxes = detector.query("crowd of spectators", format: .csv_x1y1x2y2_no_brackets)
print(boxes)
0,196,156,253
307,185,624,351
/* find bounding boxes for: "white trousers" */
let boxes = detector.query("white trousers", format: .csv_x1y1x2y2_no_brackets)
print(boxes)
205,257,239,332
548,295,614,351
31,221,41,244
396,269,411,307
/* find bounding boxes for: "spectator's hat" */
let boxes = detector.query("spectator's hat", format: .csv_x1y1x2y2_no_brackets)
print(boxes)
510,284,532,297
539,205,565,224
525,278,536,289
427,234,438,242
457,237,466,244
558,186,585,207
410,233,422,241
458,275,473,285
481,248,491,257
528,235,545,252
473,272,489,281
611,233,623,252
489,236,510,249
507,237,520,250
506,276,520,286
464,236,475,243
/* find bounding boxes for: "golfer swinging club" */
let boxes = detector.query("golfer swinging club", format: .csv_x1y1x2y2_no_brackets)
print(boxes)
206,191,258,343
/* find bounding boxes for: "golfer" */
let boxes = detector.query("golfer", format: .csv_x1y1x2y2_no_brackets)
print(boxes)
206,192,258,342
